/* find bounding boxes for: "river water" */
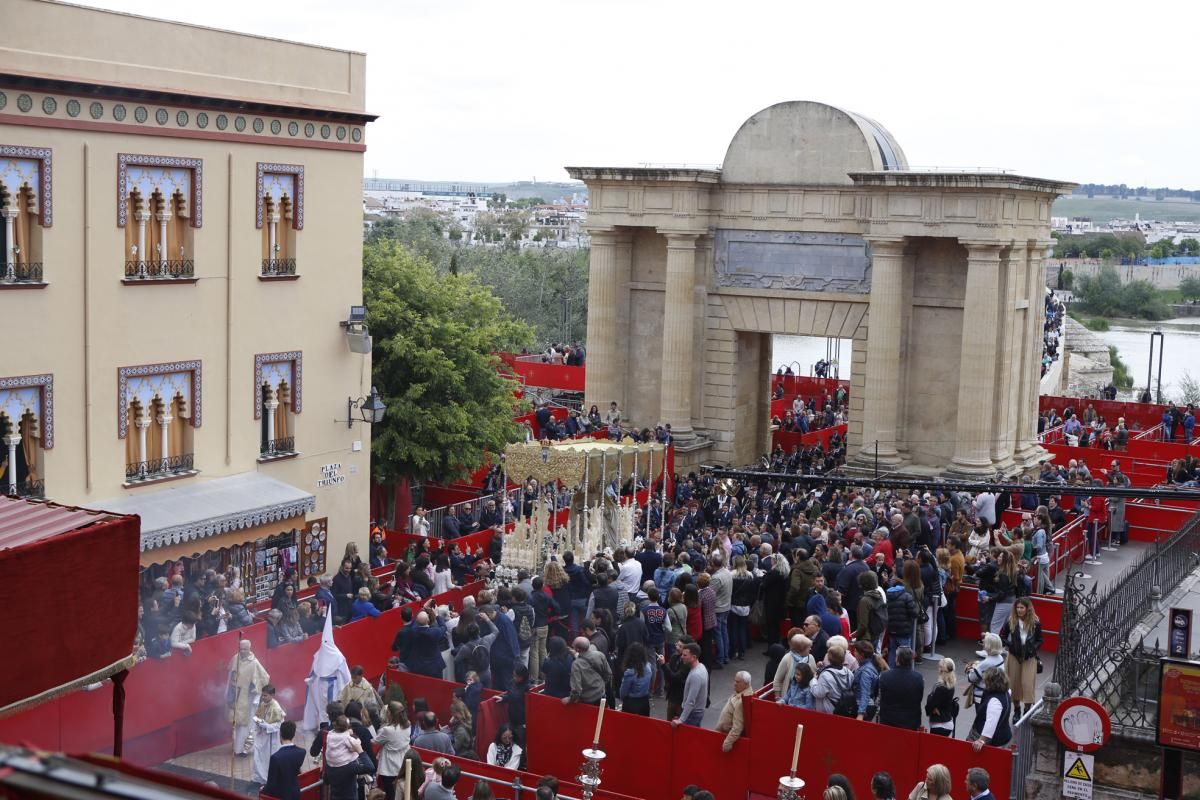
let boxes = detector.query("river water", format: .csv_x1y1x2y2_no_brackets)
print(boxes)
771,335,854,379
1090,318,1200,401
770,321,1199,403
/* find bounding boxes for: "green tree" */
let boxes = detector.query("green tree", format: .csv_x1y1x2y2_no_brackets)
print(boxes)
1059,269,1074,290
1180,275,1200,301
1074,265,1123,316
1180,238,1200,257
364,241,533,487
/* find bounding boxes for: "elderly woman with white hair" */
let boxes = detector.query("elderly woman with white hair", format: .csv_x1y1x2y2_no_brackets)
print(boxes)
966,633,1006,705
715,670,755,752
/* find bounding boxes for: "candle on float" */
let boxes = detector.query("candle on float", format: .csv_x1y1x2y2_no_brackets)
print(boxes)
790,724,804,773
593,698,606,745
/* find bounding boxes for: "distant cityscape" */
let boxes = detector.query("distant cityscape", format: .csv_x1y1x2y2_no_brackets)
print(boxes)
363,177,590,249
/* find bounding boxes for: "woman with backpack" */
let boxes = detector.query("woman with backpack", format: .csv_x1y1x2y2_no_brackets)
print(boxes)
853,571,888,649
851,640,886,721
810,644,854,715
924,657,958,736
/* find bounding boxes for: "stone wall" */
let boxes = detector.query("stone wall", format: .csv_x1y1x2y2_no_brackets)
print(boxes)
1053,260,1200,290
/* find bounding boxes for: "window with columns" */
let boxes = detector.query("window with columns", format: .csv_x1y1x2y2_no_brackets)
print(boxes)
257,164,304,278
0,374,52,498
118,362,201,484
255,352,302,459
118,154,201,282
0,146,52,286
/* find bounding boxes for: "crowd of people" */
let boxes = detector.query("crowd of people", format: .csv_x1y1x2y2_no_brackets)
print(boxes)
128,432,1116,799
519,400,677,445
1041,290,1064,378
770,383,850,436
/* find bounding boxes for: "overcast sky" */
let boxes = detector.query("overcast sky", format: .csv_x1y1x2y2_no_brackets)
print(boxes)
80,0,1199,188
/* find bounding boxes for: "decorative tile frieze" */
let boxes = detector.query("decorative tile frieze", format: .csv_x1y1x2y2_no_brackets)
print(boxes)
0,88,367,149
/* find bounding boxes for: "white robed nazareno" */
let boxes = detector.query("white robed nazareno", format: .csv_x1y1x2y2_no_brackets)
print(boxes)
251,696,285,784
227,641,270,754
303,610,351,732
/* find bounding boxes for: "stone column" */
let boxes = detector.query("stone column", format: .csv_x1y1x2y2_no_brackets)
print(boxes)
584,229,625,411
135,416,151,476
860,236,907,465
156,211,170,271
660,232,699,438
1014,241,1054,467
264,397,279,452
267,212,281,273
157,411,173,469
3,434,18,493
991,243,1024,473
2,207,17,281
949,241,1004,475
135,209,150,277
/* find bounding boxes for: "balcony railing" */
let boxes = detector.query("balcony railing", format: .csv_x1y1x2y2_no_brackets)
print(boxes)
124,260,195,280
125,453,195,483
261,258,297,277
2,479,45,499
259,436,296,458
1,262,44,284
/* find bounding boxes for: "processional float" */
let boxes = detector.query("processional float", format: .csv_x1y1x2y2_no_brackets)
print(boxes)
498,437,666,576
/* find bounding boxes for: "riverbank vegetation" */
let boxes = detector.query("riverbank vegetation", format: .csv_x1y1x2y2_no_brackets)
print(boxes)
1109,346,1135,390
1072,265,1173,320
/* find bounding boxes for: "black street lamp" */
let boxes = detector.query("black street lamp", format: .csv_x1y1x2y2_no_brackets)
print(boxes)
348,386,387,428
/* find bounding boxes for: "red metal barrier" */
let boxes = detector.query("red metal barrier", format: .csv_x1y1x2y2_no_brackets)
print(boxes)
409,746,643,800
771,375,850,398
1039,395,1166,430
953,586,1063,653
773,423,848,453
0,581,484,765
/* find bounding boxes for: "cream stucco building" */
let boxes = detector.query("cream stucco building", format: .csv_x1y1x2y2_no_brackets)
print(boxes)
0,0,374,594
569,101,1076,475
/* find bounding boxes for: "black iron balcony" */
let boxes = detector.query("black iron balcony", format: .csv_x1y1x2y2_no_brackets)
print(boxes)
261,258,297,277
1,262,44,284
259,436,297,458
124,260,195,280
125,453,195,482
3,479,45,499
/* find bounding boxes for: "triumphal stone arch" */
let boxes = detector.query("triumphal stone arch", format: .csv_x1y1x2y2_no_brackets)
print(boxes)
567,101,1075,475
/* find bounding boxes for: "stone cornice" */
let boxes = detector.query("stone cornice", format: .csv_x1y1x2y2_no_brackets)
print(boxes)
566,166,721,184
848,171,1077,195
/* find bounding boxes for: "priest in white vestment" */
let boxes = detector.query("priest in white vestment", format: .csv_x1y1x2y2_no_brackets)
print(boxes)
251,684,286,784
227,639,270,754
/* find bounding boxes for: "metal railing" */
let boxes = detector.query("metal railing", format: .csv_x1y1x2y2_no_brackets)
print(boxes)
125,453,195,482
1054,512,1200,696
261,258,297,276
2,479,45,499
422,487,520,536
1,262,43,283
1010,699,1043,800
260,436,296,457
124,259,195,279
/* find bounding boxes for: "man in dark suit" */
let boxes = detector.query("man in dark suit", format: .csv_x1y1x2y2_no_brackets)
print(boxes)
877,647,924,730
965,767,995,800
263,720,304,800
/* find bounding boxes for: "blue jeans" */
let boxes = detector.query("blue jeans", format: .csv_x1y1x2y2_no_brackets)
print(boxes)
887,635,912,668
570,598,589,638
728,613,750,658
684,709,705,726
715,611,730,664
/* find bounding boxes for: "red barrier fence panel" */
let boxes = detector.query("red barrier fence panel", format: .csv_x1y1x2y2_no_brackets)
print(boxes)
525,692,676,800
916,722,1012,800
747,698,923,799
670,721,751,800
1039,395,1167,430
410,746,644,800
0,581,485,765
953,586,1062,653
